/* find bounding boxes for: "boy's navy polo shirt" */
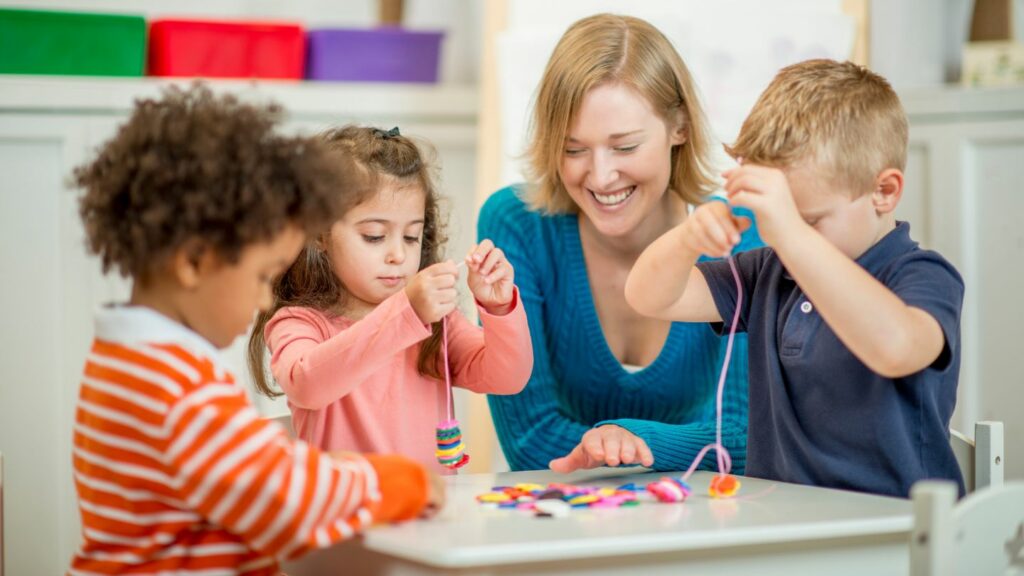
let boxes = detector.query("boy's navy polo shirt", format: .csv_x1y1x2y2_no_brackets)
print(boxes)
697,222,965,498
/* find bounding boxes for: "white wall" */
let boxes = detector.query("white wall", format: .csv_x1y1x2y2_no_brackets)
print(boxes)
494,0,854,189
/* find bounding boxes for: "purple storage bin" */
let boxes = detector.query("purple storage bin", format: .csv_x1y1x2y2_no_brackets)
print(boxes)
306,27,444,83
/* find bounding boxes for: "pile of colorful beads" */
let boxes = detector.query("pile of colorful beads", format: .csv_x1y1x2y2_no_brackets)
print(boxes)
477,474,742,517
646,476,692,503
476,482,646,517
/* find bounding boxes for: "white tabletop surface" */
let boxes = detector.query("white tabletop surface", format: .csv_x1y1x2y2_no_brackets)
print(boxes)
357,467,913,568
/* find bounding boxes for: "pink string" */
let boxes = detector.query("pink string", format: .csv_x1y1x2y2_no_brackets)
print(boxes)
681,256,743,482
441,260,468,422
442,315,452,421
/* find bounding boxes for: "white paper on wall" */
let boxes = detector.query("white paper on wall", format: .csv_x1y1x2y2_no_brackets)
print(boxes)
495,1,854,190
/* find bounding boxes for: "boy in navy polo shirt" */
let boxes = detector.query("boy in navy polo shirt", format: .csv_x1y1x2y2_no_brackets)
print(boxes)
624,59,965,498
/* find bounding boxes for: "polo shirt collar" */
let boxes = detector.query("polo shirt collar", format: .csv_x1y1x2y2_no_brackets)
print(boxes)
854,221,915,272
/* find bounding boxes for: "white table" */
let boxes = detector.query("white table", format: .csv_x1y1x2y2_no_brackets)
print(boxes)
283,468,913,575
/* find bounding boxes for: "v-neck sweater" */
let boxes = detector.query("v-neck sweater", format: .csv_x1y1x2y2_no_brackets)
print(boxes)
478,186,762,472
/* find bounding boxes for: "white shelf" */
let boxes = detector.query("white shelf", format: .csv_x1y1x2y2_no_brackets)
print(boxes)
900,85,1024,119
0,75,478,120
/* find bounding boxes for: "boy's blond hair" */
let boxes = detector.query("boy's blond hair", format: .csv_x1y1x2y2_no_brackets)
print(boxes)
727,59,908,196
525,13,715,213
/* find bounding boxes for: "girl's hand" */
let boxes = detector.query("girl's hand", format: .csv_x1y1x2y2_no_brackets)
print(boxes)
465,239,514,315
680,201,752,259
548,425,654,473
405,261,459,324
722,164,804,249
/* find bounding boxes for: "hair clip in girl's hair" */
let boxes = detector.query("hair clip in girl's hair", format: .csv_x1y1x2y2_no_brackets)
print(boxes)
373,126,401,139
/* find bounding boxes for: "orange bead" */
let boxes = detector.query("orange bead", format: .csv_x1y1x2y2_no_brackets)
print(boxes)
708,474,741,498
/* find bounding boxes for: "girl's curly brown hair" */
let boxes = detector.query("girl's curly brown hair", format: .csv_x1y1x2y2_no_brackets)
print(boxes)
74,84,357,280
247,125,450,398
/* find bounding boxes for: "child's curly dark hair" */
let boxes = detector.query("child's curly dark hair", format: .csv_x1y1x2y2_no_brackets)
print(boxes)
74,84,359,279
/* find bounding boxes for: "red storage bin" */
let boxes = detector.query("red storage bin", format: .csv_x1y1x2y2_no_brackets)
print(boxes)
148,19,304,79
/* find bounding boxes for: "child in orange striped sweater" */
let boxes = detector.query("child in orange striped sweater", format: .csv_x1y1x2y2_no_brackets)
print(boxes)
68,85,442,575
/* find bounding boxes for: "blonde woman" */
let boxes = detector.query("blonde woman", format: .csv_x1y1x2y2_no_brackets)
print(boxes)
479,13,762,473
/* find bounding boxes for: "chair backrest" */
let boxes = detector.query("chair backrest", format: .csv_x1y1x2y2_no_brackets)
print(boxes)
1,451,5,576
911,479,1024,576
950,421,1004,493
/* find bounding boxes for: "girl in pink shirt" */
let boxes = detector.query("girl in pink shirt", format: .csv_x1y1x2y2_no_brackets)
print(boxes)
248,126,532,473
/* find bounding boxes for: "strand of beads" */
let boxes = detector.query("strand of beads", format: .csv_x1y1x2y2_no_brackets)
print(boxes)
436,419,469,469
435,313,470,469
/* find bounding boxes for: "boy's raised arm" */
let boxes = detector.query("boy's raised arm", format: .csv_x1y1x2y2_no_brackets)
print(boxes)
725,164,951,379
774,225,949,378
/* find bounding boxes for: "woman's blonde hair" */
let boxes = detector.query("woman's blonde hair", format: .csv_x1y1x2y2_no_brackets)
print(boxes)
525,13,715,213
247,126,449,398
726,59,908,196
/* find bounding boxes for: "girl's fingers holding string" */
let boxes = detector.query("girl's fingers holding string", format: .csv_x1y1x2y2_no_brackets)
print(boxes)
462,247,477,270
438,287,458,302
434,273,457,289
479,247,504,277
470,239,494,264
486,262,510,284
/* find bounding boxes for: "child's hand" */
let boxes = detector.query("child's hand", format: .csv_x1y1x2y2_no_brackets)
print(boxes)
465,239,514,315
722,164,804,249
421,470,446,518
680,201,752,258
548,425,654,473
405,261,459,324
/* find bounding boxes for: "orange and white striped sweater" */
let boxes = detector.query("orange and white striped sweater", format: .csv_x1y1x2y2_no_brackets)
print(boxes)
69,306,429,575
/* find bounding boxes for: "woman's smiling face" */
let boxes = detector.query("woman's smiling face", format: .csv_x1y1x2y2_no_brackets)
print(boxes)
558,82,685,239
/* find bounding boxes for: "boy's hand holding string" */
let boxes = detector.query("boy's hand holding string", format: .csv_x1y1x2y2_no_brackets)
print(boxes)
722,162,945,378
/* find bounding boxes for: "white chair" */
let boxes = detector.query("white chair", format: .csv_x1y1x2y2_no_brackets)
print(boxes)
910,479,1024,576
950,421,1004,493
1,451,5,576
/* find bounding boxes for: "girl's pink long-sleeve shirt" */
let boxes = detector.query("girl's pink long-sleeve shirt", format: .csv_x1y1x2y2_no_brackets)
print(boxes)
265,288,532,473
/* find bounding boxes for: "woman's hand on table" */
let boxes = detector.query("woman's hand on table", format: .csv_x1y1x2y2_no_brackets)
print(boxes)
548,425,654,473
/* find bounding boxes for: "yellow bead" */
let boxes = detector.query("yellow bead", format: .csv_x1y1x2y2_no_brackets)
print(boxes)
514,483,545,492
435,444,464,457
